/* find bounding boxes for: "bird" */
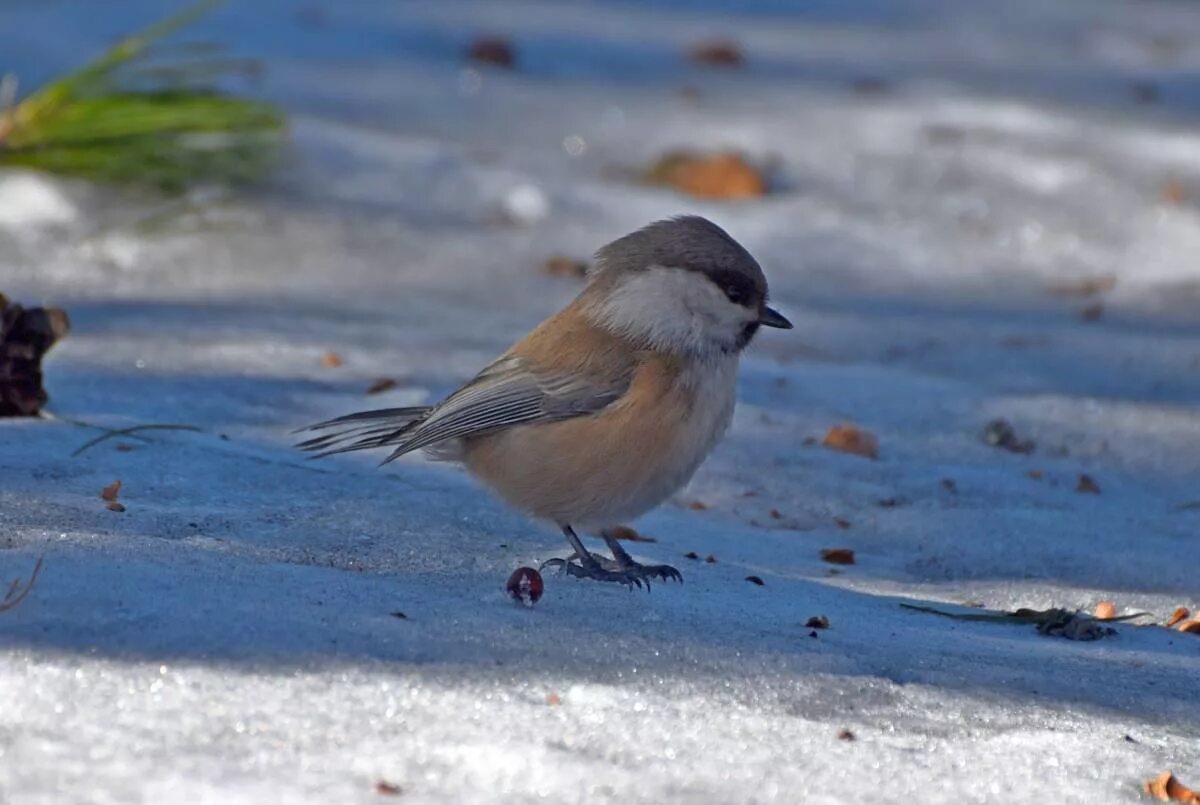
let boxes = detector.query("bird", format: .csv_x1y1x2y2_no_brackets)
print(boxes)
298,216,792,588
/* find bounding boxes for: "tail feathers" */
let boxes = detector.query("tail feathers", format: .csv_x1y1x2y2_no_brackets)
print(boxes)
296,406,431,458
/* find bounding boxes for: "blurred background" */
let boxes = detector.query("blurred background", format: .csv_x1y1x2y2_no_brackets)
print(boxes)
3,3,1200,802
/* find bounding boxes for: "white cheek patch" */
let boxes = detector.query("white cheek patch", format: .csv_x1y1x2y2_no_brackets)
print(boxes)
587,266,756,355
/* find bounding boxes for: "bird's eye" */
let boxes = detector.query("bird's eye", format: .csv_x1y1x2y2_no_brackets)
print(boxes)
722,284,748,305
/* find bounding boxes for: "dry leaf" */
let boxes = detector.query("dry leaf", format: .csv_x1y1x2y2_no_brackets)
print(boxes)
822,425,878,459
100,480,122,502
1076,474,1101,494
1165,607,1190,628
688,39,743,66
769,508,782,520
745,575,765,586
1144,770,1200,803
1179,620,1200,635
1048,275,1116,297
705,554,717,564
1026,469,1044,480
805,615,830,629
836,728,856,741
1163,180,1186,206
106,501,126,513
821,548,856,565
467,36,515,68
1094,601,1116,619
604,525,656,543
367,378,398,395
115,443,135,452
0,295,71,417
688,500,709,511
644,150,766,200
684,551,700,560
321,351,344,368
546,692,561,706
375,780,403,796
540,255,589,279
833,517,851,529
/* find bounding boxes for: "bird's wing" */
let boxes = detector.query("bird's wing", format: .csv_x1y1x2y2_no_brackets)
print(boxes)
297,353,632,461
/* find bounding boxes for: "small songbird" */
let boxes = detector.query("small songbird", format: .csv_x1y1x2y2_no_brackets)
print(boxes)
299,216,792,588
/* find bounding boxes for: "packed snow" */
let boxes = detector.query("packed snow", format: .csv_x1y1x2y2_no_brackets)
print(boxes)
2,0,1199,803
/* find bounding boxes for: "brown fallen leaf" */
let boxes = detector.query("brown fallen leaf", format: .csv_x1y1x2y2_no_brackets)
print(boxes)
805,615,830,629
367,378,399,395
821,548,856,565
1163,180,1187,206
375,780,403,796
106,501,126,513
687,39,743,67
1076,474,1101,494
546,692,562,706
115,443,135,452
1179,620,1200,635
321,351,344,368
0,295,71,417
1048,275,1116,297
1026,469,1044,480
1165,607,1190,628
684,551,700,560
467,36,515,68
822,425,878,459
603,525,656,543
540,255,589,279
688,500,709,511
644,150,766,201
833,517,851,529
836,728,856,741
705,554,717,564
1094,601,1116,619
745,575,765,586
100,480,122,502
1144,770,1200,803
769,508,782,520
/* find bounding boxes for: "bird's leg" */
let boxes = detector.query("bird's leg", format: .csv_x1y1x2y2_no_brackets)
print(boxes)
599,529,683,586
540,524,671,590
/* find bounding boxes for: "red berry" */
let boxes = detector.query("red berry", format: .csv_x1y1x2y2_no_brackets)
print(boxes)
506,567,543,605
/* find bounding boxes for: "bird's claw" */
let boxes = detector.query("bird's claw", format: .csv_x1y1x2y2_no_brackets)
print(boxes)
539,556,683,591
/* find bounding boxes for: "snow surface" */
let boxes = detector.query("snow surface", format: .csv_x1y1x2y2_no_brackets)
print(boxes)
2,0,1199,803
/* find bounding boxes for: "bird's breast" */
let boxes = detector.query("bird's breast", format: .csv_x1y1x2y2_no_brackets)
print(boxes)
463,353,738,527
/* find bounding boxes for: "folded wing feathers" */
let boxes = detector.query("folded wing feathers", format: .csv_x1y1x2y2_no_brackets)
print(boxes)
296,355,630,462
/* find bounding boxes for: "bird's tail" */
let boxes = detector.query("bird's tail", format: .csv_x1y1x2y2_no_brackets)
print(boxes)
295,406,432,458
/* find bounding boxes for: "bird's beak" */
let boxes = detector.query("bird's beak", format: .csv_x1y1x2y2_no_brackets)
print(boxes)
759,306,793,329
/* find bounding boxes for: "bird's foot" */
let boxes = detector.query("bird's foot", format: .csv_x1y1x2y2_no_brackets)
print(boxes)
540,555,683,590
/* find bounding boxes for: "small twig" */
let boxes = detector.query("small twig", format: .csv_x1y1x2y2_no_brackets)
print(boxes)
0,556,44,613
71,423,203,457
900,602,1150,624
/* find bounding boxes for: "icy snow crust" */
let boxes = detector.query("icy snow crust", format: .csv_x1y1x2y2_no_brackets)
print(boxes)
2,0,1199,803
